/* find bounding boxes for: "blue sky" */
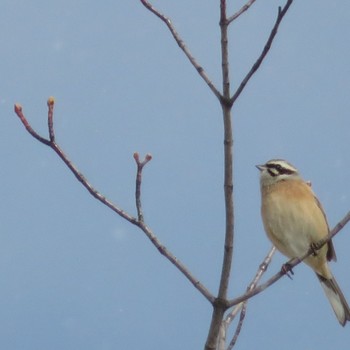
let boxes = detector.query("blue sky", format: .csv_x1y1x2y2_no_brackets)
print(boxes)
1,1,350,349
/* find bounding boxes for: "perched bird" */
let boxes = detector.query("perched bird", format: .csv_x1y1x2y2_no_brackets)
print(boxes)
256,159,350,326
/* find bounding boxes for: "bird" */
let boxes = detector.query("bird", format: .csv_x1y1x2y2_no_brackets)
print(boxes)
256,158,350,326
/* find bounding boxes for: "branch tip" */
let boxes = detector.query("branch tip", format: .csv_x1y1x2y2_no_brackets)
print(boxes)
133,152,140,162
14,103,22,113
134,152,152,166
47,96,55,106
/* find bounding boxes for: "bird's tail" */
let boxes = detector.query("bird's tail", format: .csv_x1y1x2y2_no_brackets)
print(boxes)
317,273,350,326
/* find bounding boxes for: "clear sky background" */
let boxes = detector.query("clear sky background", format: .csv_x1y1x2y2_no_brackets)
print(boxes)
1,1,350,349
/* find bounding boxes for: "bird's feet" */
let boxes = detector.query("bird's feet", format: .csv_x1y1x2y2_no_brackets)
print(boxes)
309,242,319,257
281,263,295,280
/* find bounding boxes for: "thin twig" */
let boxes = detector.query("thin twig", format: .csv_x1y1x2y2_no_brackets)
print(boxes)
140,0,222,101
133,152,152,222
137,220,215,303
227,211,350,308
220,0,231,102
230,0,293,106
227,304,247,350
226,247,276,350
227,0,257,24
51,142,139,225
47,96,55,141
14,99,215,304
217,303,242,350
14,104,51,145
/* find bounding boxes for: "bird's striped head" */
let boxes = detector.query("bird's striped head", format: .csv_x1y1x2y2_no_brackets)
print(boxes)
256,159,301,186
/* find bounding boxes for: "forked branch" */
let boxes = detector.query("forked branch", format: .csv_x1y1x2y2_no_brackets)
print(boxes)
15,100,137,224
133,152,152,222
14,99,215,304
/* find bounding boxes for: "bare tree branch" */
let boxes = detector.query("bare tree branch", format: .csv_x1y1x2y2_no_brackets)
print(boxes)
14,104,51,145
47,96,55,141
15,102,138,224
227,0,257,24
230,0,293,106
217,304,241,350
133,152,152,222
227,304,247,350
14,99,215,304
218,0,234,300
226,247,276,350
140,0,222,101
205,2,235,349
137,220,215,303
217,247,276,350
227,211,350,308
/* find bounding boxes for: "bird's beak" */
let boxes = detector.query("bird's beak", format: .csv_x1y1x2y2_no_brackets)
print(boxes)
256,164,265,172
